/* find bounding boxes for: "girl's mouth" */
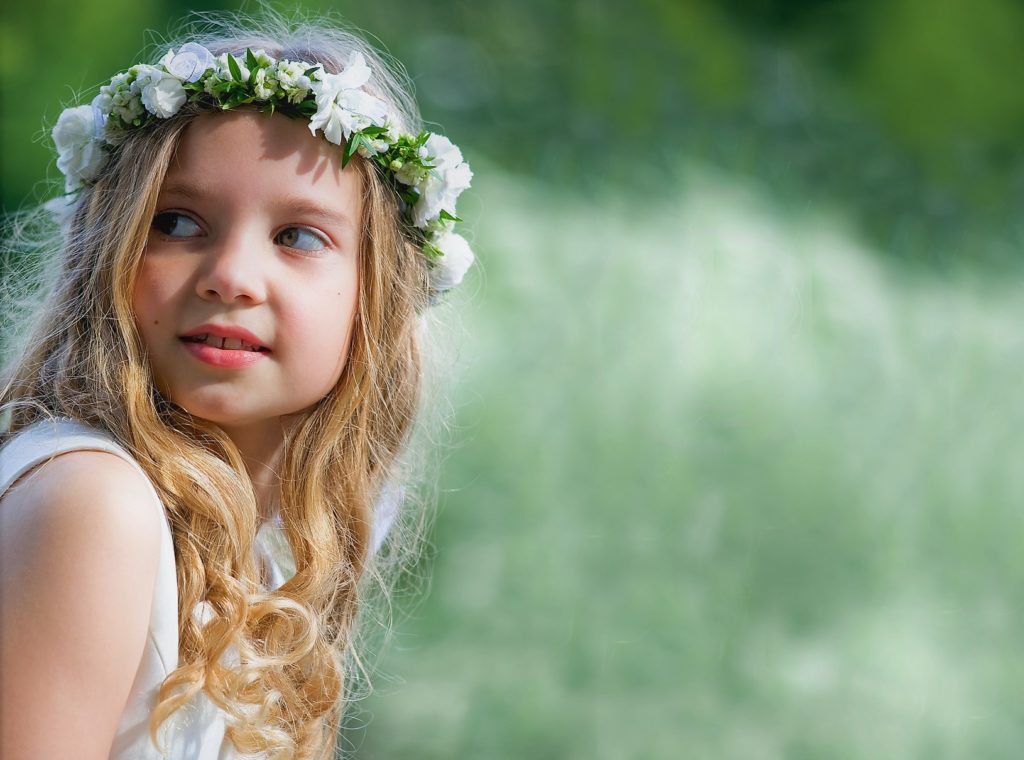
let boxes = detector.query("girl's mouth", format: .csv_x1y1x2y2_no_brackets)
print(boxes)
180,335,270,369
182,333,269,352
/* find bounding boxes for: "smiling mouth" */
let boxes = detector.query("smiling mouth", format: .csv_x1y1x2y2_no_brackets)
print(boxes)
181,334,270,352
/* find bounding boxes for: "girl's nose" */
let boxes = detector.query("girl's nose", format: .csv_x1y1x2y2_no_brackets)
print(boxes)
194,231,268,304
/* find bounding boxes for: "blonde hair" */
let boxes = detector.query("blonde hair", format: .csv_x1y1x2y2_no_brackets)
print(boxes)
1,9,437,759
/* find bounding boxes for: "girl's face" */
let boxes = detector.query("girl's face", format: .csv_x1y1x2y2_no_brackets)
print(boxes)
133,110,362,435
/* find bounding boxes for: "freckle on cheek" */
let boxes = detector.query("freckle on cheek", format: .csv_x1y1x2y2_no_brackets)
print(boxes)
153,320,160,325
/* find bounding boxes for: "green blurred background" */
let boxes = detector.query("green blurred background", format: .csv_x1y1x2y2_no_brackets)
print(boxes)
3,0,1024,757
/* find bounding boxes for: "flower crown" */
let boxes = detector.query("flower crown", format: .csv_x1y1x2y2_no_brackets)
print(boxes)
48,43,474,295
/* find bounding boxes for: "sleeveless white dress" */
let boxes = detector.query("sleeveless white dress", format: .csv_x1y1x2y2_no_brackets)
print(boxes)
0,417,400,759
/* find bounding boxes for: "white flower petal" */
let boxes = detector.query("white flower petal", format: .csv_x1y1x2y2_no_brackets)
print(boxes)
429,231,475,293
424,133,463,170
333,51,372,91
52,106,108,191
344,89,390,126
162,43,214,82
139,74,186,118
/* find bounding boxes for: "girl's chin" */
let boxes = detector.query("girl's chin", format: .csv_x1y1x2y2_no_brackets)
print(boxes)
166,394,279,429
170,397,312,433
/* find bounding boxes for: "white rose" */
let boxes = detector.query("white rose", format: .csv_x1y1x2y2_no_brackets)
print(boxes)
159,42,214,82
52,105,108,191
424,133,464,172
429,231,475,293
92,91,113,116
132,65,187,118
410,133,473,228
89,97,108,138
142,76,187,117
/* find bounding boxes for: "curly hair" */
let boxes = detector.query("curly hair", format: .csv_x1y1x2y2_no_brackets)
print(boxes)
1,10,436,759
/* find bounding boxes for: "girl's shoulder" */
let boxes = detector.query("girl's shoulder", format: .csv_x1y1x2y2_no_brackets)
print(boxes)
0,417,166,564
0,417,166,587
1,417,162,507
0,420,167,757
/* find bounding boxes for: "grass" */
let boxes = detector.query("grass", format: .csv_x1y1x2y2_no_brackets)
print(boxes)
350,164,1024,759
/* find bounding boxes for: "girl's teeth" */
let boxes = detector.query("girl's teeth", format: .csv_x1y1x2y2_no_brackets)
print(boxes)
196,334,259,351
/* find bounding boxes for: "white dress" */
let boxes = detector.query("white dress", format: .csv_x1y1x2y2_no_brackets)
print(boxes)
0,418,288,759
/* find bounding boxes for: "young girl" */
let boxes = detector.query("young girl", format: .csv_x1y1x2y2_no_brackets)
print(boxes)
0,10,473,759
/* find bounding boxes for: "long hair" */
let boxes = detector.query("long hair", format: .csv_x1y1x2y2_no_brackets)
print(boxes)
1,11,433,759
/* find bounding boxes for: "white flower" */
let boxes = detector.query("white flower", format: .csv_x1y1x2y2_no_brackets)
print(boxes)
89,93,129,146
395,162,428,186
275,59,313,103
98,71,144,126
429,231,475,293
214,52,250,83
159,43,214,82
52,106,108,191
249,49,275,68
89,98,108,139
131,64,187,118
112,92,145,124
308,52,390,145
253,68,275,100
411,134,473,228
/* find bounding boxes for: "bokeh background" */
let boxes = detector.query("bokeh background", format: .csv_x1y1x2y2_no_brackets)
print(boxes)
3,0,1024,757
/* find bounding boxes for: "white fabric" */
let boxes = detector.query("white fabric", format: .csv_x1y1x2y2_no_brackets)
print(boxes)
0,416,400,758
0,418,243,759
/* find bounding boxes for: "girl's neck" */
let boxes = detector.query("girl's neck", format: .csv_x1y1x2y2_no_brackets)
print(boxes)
219,419,286,524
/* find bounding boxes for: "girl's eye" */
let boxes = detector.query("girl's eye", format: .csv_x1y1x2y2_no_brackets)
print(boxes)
276,226,328,252
152,211,202,238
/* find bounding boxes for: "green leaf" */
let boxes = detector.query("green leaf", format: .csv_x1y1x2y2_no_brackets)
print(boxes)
245,48,258,72
344,135,363,166
303,66,320,78
422,242,442,262
340,138,355,169
227,53,243,83
439,209,462,223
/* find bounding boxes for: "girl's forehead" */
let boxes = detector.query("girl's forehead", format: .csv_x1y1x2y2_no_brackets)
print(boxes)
166,109,358,202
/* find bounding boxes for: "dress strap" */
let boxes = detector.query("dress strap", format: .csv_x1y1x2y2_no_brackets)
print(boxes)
1,418,152,500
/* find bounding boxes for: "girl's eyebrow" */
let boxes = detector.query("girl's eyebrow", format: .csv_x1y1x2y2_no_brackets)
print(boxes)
277,198,355,231
159,181,354,230
160,179,212,200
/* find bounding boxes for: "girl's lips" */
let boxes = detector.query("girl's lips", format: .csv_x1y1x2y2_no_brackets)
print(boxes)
181,339,268,368
180,323,270,350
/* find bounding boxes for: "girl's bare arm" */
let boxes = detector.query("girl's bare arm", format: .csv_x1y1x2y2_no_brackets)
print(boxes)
0,451,162,759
